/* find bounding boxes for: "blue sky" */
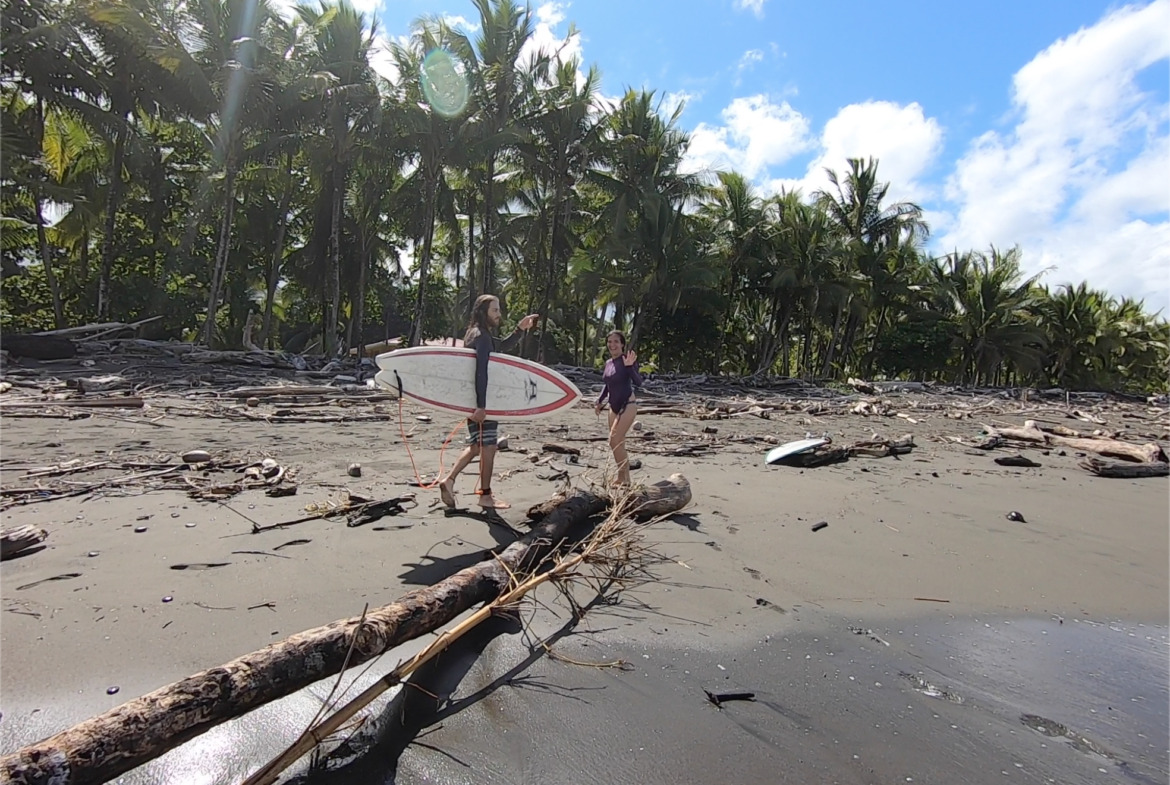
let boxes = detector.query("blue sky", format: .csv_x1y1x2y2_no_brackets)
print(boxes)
348,0,1169,309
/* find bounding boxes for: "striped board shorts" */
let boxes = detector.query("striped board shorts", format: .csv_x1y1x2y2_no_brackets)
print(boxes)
466,419,499,447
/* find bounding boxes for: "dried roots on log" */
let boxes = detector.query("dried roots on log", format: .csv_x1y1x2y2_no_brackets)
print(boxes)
0,475,691,785
0,525,48,560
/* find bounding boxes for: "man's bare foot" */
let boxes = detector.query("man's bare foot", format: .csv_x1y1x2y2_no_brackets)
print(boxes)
439,480,457,508
477,494,511,510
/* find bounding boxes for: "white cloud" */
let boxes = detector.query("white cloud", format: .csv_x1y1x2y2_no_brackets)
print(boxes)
349,0,382,19
660,89,700,119
734,0,768,19
939,0,1170,304
682,95,814,179
758,100,944,203
737,49,764,70
520,1,584,79
441,14,479,33
368,33,403,84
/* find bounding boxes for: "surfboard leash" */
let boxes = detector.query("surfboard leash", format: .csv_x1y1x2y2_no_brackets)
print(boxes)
393,372,464,490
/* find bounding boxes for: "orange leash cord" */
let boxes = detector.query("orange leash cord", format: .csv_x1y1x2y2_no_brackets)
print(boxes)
397,396,464,490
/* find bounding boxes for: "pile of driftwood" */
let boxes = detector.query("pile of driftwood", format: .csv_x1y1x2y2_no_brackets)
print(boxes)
0,475,692,785
0,451,295,510
973,420,1168,478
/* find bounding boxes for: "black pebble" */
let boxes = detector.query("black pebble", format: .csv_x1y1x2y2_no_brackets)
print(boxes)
106,686,119,695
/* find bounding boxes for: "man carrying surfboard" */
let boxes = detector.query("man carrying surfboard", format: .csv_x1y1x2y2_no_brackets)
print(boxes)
438,295,539,510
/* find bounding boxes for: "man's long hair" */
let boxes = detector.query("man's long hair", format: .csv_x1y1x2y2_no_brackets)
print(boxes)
464,294,498,344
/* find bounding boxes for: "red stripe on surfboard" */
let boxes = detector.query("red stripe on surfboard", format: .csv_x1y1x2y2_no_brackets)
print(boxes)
385,348,579,417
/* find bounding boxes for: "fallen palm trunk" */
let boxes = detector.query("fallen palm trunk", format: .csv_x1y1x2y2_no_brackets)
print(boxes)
982,420,1166,464
1079,458,1169,478
0,475,691,785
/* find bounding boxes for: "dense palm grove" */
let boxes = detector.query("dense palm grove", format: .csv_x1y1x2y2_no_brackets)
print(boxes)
3,0,1167,391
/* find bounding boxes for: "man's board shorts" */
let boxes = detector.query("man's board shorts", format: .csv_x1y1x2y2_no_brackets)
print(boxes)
466,419,499,447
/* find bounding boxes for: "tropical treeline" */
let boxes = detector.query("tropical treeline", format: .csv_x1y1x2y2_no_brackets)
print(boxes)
3,0,1166,391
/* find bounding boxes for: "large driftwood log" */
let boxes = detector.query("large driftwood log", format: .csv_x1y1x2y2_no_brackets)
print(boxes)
1079,458,1169,478
0,334,76,360
0,475,691,785
983,420,1166,464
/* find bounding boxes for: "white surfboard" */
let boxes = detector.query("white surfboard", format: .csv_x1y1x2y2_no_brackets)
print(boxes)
765,437,829,465
374,346,581,421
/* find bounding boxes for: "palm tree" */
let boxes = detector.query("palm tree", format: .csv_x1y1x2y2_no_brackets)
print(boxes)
295,0,378,355
514,58,601,358
448,0,541,295
939,247,1046,385
814,156,927,375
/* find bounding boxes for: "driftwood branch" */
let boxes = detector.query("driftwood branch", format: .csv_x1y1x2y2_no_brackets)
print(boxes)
0,475,691,785
982,420,1166,464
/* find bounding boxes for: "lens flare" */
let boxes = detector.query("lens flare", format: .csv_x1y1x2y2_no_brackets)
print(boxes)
421,48,469,117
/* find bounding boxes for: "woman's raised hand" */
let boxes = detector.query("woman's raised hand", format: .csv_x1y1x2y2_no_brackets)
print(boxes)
623,350,637,366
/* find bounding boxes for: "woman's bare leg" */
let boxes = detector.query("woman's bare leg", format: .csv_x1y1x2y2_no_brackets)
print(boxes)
609,403,637,486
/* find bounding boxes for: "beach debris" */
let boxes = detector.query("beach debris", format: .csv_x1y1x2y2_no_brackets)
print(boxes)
1006,511,1026,522
848,626,890,646
182,449,212,464
994,454,1041,468
134,526,148,533
496,436,510,451
1,525,48,560
249,491,417,533
246,397,260,407
703,689,757,708
541,443,580,456
913,597,951,603
346,463,362,478
162,596,173,603
265,485,298,497
106,687,119,696
811,521,829,532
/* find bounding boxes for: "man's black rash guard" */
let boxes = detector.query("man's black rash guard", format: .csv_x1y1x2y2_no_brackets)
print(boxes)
465,327,523,408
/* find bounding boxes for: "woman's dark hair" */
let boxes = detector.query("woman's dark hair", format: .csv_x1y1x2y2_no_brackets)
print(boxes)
465,294,499,342
606,330,627,351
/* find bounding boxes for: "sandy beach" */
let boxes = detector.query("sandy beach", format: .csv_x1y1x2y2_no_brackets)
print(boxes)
1,360,1167,784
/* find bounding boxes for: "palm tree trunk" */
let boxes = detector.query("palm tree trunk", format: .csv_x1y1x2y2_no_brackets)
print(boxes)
325,161,343,356
97,119,129,320
482,155,495,294
536,191,565,361
34,194,65,329
465,191,476,324
261,154,295,349
820,306,847,377
202,165,238,346
410,172,438,347
351,240,369,354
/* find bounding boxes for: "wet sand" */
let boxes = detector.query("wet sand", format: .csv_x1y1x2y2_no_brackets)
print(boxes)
1,388,1167,783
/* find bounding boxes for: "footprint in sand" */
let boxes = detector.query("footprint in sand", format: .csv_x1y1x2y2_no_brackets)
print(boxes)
743,566,761,580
